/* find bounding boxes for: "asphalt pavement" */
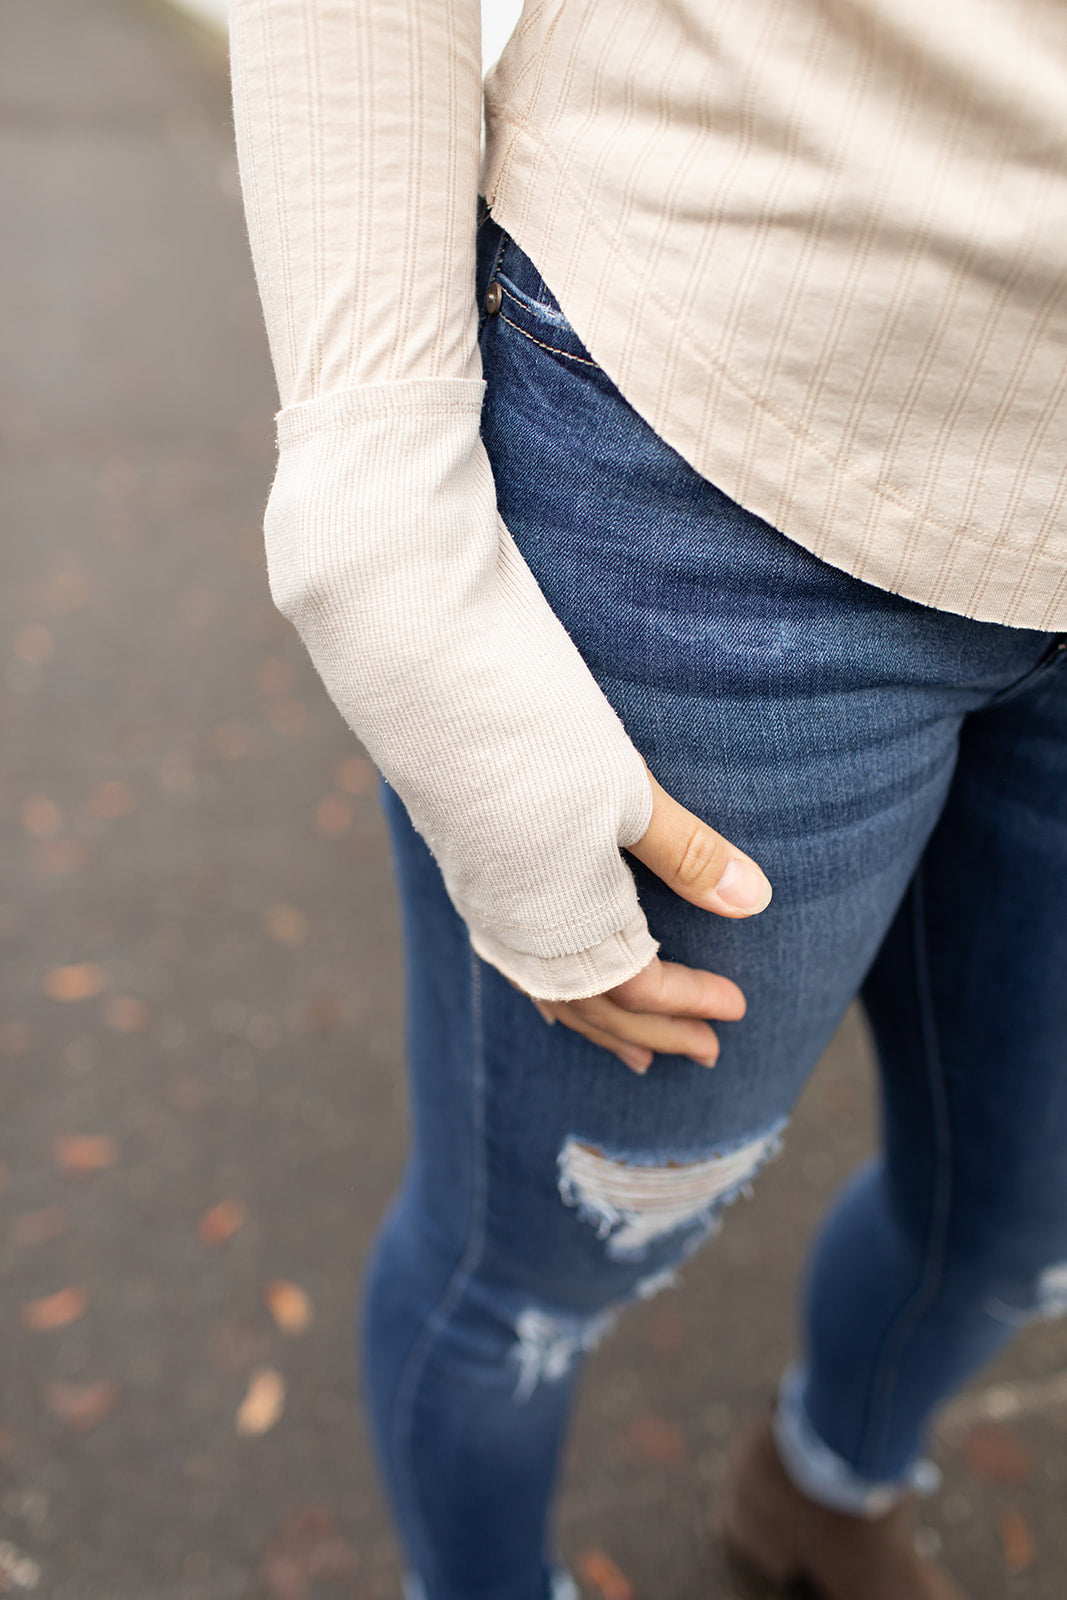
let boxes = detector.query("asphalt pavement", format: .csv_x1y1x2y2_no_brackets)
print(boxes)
0,1,1064,1595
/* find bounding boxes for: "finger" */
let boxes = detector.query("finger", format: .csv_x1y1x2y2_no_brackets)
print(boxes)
575,995,721,1065
627,770,772,917
531,979,700,1068
599,1036,656,1075
610,957,746,1020
553,1010,655,1074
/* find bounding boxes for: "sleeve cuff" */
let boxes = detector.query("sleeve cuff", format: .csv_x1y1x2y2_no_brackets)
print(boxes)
274,377,486,446
467,912,660,1002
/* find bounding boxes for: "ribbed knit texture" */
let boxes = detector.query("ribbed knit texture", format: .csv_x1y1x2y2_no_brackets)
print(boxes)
484,0,1067,628
229,0,1067,999
264,382,656,997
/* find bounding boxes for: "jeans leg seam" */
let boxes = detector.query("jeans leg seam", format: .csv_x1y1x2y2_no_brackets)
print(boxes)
855,868,955,1474
384,946,490,1595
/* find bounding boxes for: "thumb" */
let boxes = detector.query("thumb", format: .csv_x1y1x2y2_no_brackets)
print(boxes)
626,769,772,917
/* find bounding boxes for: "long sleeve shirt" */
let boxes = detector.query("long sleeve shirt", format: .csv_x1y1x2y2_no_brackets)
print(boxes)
228,0,1067,1001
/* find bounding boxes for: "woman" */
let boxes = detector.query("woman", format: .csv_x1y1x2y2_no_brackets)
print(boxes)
228,2,1067,1596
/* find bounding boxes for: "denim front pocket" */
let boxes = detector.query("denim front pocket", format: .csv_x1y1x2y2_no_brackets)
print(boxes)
479,215,603,372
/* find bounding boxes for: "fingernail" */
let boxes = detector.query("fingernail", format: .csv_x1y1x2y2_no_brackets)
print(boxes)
715,857,771,913
696,1054,718,1068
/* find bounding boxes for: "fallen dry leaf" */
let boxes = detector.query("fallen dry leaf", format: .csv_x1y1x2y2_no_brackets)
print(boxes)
212,720,251,760
646,1305,687,1355
52,1134,119,1177
44,1380,120,1433
85,780,135,818
263,1280,314,1336
19,795,62,838
44,568,93,614
43,962,107,1002
0,1022,34,1059
314,793,353,839
576,1549,634,1600
267,696,308,736
10,1206,69,1246
264,904,310,947
304,992,342,1035
166,1075,207,1113
13,621,53,664
333,755,376,795
157,750,198,802
32,838,90,875
255,655,297,698
821,1082,858,1120
198,1198,247,1247
998,1506,1036,1574
102,995,152,1034
961,1422,1034,1485
21,1286,89,1331
256,1505,359,1600
0,1538,41,1591
622,1412,687,1466
236,1367,286,1436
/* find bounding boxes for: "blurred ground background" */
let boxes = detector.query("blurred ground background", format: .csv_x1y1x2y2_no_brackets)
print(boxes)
1,0,1065,1596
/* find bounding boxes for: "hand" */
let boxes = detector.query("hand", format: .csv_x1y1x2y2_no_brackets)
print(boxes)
532,770,772,1073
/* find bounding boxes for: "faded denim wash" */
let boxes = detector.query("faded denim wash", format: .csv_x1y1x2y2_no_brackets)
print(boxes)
359,207,1067,1600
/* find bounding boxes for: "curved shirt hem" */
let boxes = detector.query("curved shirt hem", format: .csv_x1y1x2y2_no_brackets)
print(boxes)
484,126,1067,635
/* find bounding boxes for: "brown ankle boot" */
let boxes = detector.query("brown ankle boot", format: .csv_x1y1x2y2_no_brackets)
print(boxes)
717,1415,970,1599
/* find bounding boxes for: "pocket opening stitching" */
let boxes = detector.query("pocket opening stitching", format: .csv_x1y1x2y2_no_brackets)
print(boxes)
498,312,601,369
499,276,569,327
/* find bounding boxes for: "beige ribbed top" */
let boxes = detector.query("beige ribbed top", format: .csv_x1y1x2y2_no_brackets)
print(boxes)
229,0,1067,1001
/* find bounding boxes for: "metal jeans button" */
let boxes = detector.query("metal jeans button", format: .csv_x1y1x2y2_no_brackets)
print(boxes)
485,281,502,315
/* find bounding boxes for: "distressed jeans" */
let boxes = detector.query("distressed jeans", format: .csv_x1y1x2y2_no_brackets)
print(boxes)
359,209,1067,1600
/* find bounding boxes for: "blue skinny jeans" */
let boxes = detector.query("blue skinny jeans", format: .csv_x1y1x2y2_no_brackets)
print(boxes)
360,209,1067,1600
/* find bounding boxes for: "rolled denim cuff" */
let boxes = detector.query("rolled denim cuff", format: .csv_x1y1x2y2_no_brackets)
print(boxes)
402,1564,577,1600
773,1364,941,1518
548,1568,578,1600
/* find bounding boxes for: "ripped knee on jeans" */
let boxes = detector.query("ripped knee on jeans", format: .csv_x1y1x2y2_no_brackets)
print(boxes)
506,1122,785,1402
507,1122,784,1400
988,1259,1067,1325
557,1120,787,1260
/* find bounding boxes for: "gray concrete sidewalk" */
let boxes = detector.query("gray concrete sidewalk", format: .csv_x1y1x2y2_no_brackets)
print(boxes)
0,1,1064,1596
